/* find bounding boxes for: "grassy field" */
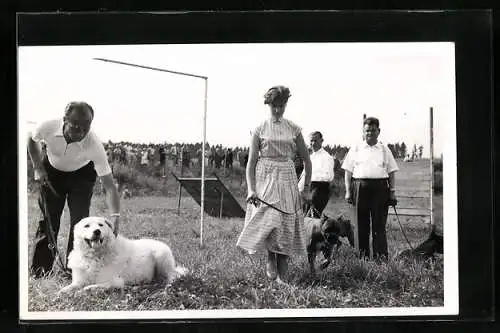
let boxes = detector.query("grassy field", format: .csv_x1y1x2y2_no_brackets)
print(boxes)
25,159,444,311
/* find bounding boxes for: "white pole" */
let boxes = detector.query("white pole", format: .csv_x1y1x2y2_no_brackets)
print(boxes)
429,107,434,229
200,78,208,248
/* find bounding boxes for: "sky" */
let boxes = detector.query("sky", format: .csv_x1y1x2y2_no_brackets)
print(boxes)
18,42,456,157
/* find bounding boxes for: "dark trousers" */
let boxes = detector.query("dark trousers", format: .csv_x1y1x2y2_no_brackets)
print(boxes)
31,158,97,277
304,181,331,218
351,178,390,259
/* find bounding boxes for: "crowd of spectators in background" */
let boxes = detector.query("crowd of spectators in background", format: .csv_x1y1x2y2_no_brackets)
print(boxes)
37,139,396,181
103,141,251,173
101,140,351,181
31,139,420,194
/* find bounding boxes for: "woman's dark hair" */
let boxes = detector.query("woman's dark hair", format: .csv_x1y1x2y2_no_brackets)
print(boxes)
64,101,94,119
264,85,291,106
363,117,380,128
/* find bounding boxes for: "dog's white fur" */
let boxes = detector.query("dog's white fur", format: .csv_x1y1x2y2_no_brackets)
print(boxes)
59,216,187,294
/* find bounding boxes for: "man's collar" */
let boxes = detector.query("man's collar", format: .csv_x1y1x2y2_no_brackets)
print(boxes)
55,119,87,147
311,147,325,154
363,140,381,148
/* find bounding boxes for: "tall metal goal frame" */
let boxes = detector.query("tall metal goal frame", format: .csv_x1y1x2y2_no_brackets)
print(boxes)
93,57,209,247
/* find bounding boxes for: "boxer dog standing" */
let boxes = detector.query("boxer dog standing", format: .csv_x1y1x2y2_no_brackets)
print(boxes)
305,214,355,275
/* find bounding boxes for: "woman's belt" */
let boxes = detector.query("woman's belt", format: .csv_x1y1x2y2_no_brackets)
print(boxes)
259,156,291,162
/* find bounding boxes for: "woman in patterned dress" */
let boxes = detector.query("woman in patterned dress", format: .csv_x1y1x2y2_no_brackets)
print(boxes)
236,85,312,283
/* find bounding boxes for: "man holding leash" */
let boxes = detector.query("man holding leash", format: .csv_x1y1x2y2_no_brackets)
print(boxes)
342,117,399,260
300,131,335,218
27,101,121,278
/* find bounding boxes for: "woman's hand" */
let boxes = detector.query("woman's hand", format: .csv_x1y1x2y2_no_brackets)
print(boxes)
246,190,259,207
300,186,313,204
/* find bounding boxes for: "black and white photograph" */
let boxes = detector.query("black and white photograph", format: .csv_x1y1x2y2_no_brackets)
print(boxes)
19,40,458,319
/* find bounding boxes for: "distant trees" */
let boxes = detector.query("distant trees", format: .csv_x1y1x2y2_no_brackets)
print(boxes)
386,142,425,159
387,143,397,158
411,144,418,160
388,142,406,159
418,145,424,159
400,142,407,159
323,144,349,161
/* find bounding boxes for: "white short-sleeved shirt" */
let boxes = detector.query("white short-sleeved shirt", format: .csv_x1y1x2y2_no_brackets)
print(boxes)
341,141,399,179
310,148,335,182
31,119,112,177
299,148,335,186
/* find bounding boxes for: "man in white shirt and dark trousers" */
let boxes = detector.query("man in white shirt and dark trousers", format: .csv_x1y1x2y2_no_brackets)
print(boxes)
301,131,335,218
342,117,399,260
27,101,121,278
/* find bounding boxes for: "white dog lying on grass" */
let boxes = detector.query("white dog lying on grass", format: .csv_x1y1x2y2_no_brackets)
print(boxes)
59,216,188,294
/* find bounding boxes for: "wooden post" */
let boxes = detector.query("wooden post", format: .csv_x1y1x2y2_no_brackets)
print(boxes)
177,183,182,216
219,190,224,219
162,143,167,178
180,145,184,177
177,145,184,216
223,149,227,177
169,172,183,216
429,107,434,229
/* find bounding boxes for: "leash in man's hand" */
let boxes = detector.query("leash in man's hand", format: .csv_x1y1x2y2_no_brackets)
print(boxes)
39,183,69,275
42,177,60,198
391,202,414,251
346,192,414,251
